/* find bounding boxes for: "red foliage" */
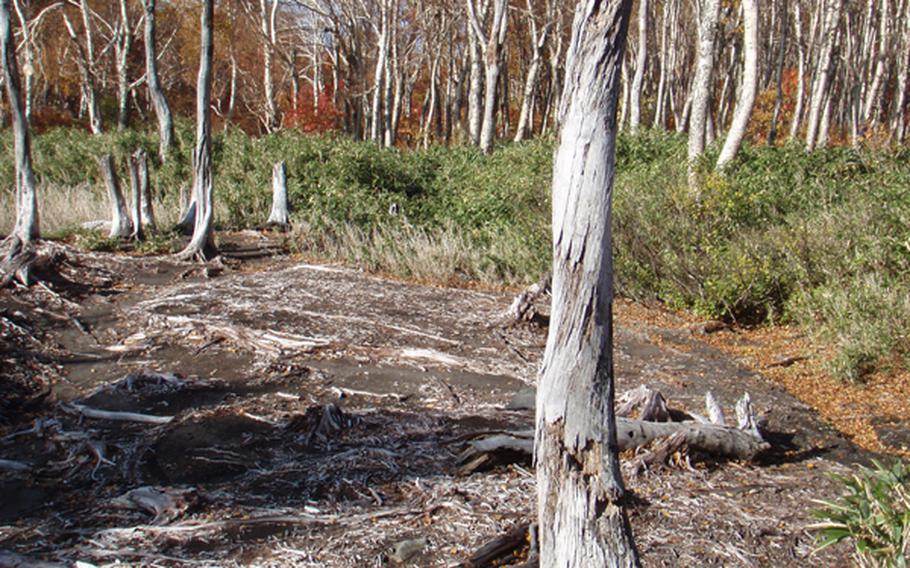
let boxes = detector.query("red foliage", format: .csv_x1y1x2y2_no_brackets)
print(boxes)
283,83,342,134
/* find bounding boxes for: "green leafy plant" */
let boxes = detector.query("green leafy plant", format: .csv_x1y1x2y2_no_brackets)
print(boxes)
813,460,910,567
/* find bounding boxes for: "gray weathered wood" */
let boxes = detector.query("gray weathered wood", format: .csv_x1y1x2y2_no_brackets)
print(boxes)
716,0,759,169
267,161,289,226
534,1,638,566
0,0,38,247
140,0,174,162
687,0,721,186
177,0,217,262
99,155,133,239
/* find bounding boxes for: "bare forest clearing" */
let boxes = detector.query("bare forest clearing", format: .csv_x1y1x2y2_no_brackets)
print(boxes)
0,237,867,566
2,0,910,566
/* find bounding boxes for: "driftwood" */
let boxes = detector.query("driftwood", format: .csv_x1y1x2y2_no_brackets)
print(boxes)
459,388,769,474
64,403,174,425
111,486,199,524
505,272,551,325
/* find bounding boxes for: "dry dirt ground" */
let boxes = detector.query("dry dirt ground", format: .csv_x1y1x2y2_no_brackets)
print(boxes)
0,234,876,567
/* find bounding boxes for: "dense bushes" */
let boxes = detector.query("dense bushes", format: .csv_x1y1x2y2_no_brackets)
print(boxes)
1,126,908,380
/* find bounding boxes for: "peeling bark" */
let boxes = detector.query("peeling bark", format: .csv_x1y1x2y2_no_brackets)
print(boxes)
535,1,638,566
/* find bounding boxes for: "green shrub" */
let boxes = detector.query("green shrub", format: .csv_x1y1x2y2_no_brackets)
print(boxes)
813,460,910,567
4,126,910,380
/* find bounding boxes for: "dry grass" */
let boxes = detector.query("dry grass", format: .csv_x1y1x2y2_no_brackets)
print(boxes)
0,183,181,237
290,220,533,288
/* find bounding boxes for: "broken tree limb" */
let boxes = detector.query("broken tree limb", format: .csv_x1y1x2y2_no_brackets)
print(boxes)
266,160,289,226
505,272,551,325
64,403,173,425
616,385,670,422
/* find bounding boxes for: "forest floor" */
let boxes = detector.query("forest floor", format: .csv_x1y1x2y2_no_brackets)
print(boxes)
0,231,891,567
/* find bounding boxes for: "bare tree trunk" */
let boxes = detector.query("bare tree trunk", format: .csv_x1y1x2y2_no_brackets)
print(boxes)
514,0,552,143
629,0,648,132
805,0,841,151
1,0,38,245
115,0,133,130
717,0,759,169
11,0,31,122
467,27,483,146
127,155,143,241
178,0,216,262
63,2,102,135
767,0,788,145
467,0,508,154
260,0,278,132
100,155,133,239
788,0,806,142
370,0,390,143
536,1,639,566
141,0,174,162
893,1,910,143
267,161,289,226
861,0,889,131
687,0,721,186
132,150,155,232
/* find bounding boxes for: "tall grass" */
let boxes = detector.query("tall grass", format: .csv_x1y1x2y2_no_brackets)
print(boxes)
1,126,909,380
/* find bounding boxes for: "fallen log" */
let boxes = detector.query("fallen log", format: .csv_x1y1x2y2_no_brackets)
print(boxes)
459,389,769,474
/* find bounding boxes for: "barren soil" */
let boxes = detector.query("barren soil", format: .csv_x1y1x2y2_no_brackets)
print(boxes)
0,234,870,566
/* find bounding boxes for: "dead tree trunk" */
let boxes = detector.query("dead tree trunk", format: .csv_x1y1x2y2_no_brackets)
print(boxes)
100,155,132,239
1,0,39,273
267,161,289,226
535,1,638,566
177,0,216,262
132,150,155,232
140,0,174,162
127,156,143,241
716,0,759,169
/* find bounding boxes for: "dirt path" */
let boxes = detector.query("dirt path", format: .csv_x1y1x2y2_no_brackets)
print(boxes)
0,241,864,566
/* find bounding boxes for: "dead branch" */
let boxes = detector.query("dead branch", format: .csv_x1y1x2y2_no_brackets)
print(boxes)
63,403,174,425
111,486,200,524
458,387,770,474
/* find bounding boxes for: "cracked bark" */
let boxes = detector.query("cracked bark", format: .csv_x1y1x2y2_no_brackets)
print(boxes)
535,1,638,566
